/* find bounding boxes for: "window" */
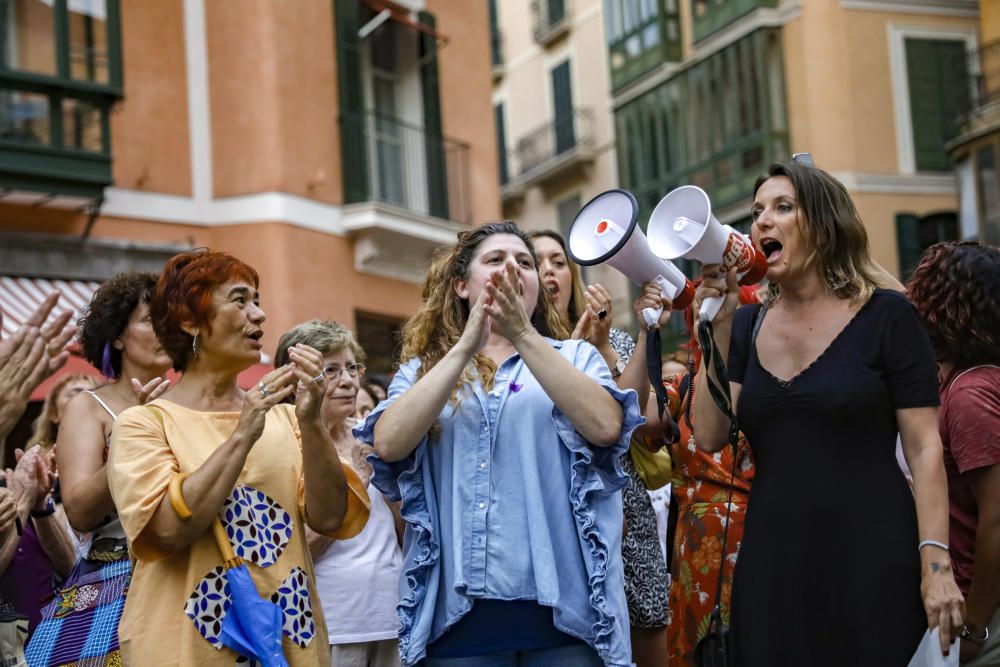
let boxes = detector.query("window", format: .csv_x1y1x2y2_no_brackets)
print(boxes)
551,60,575,155
905,38,971,172
0,0,121,198
488,0,502,67
556,193,581,238
976,144,1000,245
615,28,788,213
691,0,778,43
605,0,680,90
355,311,404,376
495,103,509,185
895,212,959,280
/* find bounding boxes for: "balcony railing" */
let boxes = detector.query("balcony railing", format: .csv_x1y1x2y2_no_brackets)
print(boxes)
532,0,571,46
507,108,594,186
958,38,1000,118
341,111,471,224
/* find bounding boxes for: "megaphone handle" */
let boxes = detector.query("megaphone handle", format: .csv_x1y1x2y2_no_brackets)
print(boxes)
700,295,723,323
642,307,661,329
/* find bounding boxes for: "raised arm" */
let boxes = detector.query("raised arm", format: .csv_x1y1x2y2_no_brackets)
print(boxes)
690,265,742,453
373,292,489,463
110,367,297,559
487,262,623,446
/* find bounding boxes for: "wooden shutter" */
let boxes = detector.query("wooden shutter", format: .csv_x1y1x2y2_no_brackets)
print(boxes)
334,0,369,203
895,213,922,280
906,38,970,172
419,11,449,220
495,103,509,185
551,60,575,155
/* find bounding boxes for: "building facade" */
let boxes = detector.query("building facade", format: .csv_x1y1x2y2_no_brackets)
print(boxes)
490,0,634,324
948,0,1000,250
610,0,980,281
0,0,500,379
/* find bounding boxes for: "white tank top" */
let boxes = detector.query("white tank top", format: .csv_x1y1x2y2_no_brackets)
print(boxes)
313,483,403,644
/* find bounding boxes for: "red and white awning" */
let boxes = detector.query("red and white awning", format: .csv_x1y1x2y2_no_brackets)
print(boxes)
0,276,101,340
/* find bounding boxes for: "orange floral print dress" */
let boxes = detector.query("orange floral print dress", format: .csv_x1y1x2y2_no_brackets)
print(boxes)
665,372,754,667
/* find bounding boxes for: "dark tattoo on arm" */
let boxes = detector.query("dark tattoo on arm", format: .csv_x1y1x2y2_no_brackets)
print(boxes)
930,561,951,574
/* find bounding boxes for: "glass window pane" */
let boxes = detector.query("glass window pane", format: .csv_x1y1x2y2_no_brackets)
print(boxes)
3,0,57,76
69,0,110,84
62,98,103,151
0,90,49,145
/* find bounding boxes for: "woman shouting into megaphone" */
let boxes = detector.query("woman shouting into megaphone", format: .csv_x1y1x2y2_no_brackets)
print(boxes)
690,162,963,666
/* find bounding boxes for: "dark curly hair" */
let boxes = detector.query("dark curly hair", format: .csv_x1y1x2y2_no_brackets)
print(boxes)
78,272,158,378
151,249,259,371
907,242,1000,368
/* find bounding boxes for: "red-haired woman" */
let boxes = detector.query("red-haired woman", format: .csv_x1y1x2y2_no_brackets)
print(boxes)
106,250,370,666
908,242,1000,666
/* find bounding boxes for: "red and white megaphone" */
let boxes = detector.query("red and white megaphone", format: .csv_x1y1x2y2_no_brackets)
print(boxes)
648,185,767,322
567,189,695,328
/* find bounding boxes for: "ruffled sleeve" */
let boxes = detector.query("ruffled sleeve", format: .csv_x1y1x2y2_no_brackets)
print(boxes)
551,339,644,490
353,357,436,663
107,404,177,562
551,339,643,665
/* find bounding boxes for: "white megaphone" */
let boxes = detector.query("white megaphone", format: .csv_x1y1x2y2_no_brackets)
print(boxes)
566,189,695,328
648,185,768,322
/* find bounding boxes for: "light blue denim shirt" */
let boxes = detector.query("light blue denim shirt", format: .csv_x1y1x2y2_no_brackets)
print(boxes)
355,338,644,667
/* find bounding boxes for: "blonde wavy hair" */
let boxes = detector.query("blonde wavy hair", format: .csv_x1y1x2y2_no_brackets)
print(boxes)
31,372,98,449
401,222,570,402
754,162,882,307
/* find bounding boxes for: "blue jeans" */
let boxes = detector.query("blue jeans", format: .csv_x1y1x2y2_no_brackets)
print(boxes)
421,644,604,667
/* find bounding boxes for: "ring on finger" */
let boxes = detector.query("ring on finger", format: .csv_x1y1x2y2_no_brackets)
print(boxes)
258,381,270,398
312,372,324,384
597,308,608,320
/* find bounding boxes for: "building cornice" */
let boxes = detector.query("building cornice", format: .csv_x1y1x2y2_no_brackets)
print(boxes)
840,1,978,18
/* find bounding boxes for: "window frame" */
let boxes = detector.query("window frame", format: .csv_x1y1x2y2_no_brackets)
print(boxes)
888,23,976,174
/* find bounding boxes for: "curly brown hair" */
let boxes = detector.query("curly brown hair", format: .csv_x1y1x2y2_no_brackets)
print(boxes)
400,222,570,401
78,272,158,378
906,242,1000,368
753,162,882,307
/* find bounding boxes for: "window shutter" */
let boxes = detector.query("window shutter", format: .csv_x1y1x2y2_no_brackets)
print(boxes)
551,61,575,155
548,0,566,26
419,11,449,220
334,0,369,203
495,103,509,185
906,38,970,172
895,213,922,280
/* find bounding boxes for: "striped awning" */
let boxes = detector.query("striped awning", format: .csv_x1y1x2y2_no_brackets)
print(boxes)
0,276,101,340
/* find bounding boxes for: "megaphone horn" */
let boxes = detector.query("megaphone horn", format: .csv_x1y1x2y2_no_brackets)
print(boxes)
566,189,695,328
647,185,767,322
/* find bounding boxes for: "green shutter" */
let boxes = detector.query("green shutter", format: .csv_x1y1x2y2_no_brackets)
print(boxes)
548,0,565,26
489,0,501,67
906,38,970,172
495,103,509,185
419,10,448,220
895,213,922,280
334,0,369,203
551,60,574,154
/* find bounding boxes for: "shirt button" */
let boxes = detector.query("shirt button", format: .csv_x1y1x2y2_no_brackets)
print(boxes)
478,502,486,509
479,461,487,469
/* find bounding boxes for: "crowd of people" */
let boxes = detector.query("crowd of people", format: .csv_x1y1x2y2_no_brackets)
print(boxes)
0,161,996,667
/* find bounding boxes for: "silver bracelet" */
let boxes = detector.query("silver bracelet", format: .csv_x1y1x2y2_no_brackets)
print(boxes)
961,624,990,645
918,539,949,552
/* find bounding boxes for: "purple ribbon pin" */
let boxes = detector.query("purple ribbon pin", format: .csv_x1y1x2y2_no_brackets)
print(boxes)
508,381,523,393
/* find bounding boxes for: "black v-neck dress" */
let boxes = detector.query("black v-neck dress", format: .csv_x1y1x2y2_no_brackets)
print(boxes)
725,290,940,667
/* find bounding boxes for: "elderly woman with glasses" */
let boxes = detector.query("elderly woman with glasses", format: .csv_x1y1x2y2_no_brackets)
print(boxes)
106,250,370,666
276,320,404,667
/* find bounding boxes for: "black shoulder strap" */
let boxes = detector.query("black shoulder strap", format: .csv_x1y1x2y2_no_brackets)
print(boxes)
751,304,767,347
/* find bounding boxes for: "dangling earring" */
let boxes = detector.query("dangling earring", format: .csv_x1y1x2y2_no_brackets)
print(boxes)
191,333,200,359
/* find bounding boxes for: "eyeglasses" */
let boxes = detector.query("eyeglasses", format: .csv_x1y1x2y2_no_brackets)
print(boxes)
322,362,366,379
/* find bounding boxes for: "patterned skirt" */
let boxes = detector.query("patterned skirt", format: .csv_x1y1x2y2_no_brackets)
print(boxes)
621,453,670,628
24,556,130,667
